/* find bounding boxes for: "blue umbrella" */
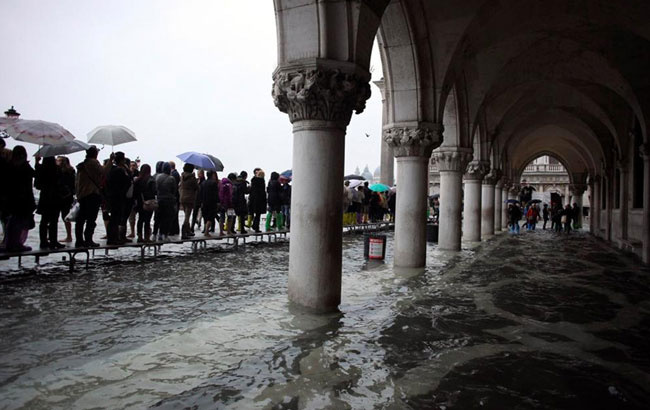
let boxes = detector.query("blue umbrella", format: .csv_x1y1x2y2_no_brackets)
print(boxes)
281,169,292,178
369,183,391,192
177,151,219,170
506,199,520,204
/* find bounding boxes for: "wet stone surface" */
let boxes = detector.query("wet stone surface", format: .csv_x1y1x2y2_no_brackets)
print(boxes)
0,229,649,409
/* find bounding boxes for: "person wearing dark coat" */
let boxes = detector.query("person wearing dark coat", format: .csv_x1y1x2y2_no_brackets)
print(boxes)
508,203,522,234
280,177,291,230
56,156,76,242
105,152,132,245
191,169,205,234
169,161,181,236
3,146,36,252
152,161,165,237
156,162,178,240
248,169,266,233
563,204,573,233
200,171,221,236
34,156,66,249
133,164,157,242
232,171,250,234
266,172,282,231
542,203,550,230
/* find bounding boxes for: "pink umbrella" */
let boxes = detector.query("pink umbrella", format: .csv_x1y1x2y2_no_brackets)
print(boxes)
1,118,75,146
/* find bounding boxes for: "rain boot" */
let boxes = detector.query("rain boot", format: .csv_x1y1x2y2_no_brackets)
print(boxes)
277,213,285,231
246,215,253,228
265,212,273,231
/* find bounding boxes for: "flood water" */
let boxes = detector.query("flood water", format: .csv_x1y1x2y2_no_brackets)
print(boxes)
1,229,649,409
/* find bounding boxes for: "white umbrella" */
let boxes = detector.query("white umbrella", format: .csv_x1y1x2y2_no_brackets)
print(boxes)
35,140,91,157
1,118,75,146
87,125,137,148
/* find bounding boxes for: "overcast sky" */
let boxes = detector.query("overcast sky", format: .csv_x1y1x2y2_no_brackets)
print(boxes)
1,0,384,176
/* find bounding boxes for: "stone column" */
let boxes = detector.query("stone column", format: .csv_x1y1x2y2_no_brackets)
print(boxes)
462,161,489,242
481,171,499,239
641,144,650,263
570,184,587,229
494,179,504,232
432,148,473,251
605,173,613,242
374,79,394,186
385,125,441,266
618,163,629,241
593,175,601,237
501,182,510,230
588,179,595,234
273,67,370,312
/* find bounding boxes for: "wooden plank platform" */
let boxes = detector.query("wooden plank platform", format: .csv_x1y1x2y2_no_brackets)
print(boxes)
0,222,393,272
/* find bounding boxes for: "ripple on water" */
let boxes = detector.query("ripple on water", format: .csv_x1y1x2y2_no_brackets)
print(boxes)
405,351,649,409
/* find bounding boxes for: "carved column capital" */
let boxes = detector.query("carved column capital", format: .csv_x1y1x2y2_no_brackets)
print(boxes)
384,123,443,158
464,161,490,181
483,169,502,186
272,67,371,127
640,144,650,160
570,183,588,196
431,147,472,172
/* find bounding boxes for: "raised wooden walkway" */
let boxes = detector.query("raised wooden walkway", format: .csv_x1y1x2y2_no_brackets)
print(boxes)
0,222,394,272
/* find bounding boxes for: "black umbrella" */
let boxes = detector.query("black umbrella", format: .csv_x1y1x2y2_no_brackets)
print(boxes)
344,174,366,180
528,199,542,204
506,199,520,204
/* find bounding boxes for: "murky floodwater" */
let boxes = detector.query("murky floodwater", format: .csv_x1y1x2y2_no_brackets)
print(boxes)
1,229,649,409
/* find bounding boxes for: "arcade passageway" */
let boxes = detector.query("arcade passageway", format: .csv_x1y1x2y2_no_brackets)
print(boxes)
272,0,650,312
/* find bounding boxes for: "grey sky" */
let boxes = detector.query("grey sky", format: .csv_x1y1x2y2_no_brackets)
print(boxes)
1,0,384,176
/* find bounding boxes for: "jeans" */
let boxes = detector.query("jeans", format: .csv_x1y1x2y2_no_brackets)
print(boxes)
39,209,60,245
510,221,520,233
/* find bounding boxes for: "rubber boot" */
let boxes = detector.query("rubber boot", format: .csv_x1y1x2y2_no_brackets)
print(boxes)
277,213,285,231
246,215,253,228
265,212,273,231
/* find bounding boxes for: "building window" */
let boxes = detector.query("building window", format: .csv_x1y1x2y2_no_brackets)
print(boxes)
633,119,644,208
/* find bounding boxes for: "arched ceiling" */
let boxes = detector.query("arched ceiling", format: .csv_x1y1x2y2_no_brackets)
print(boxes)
375,0,650,174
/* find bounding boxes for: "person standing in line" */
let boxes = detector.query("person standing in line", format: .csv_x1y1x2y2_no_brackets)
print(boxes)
127,160,140,239
542,203,550,230
220,174,236,234
200,171,221,236
0,138,11,243
169,160,181,236
362,181,371,223
191,169,205,234
280,176,291,231
248,168,266,233
233,171,250,234
342,180,352,225
152,161,165,238
179,163,199,239
56,156,76,243
74,146,104,248
105,152,131,245
266,172,282,231
35,156,66,249
3,146,36,252
156,162,178,241
133,164,156,243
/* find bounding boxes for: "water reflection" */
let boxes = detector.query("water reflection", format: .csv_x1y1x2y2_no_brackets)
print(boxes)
0,231,649,409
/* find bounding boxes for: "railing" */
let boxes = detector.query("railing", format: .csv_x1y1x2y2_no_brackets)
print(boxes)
523,163,566,173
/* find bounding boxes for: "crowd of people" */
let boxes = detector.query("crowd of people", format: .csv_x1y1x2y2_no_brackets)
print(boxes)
506,187,583,234
342,180,396,225
0,144,298,252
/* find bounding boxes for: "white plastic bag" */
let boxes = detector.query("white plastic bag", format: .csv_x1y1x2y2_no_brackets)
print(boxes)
65,201,81,222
